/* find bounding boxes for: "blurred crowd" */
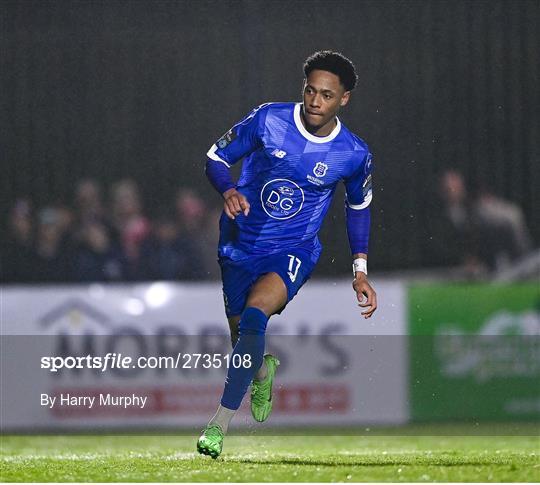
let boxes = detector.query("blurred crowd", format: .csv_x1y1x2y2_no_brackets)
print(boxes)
2,179,222,283
429,169,534,278
2,172,536,284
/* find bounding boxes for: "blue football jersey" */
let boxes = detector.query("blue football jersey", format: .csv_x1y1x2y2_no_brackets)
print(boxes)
207,102,373,262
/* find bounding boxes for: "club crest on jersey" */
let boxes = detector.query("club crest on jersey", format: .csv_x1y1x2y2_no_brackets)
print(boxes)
307,161,328,186
313,162,328,178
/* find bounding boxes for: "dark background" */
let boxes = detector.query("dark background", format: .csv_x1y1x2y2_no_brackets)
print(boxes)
2,0,538,274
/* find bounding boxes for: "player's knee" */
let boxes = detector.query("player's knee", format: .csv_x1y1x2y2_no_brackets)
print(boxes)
239,307,268,336
246,273,288,315
246,290,284,316
244,297,271,317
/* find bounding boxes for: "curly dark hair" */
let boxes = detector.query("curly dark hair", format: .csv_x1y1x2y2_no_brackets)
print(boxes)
303,50,358,91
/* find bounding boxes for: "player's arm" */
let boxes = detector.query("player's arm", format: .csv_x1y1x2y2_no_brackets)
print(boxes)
205,161,249,219
205,105,267,219
344,153,377,319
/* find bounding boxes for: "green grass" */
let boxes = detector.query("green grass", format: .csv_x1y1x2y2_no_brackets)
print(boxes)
1,427,539,482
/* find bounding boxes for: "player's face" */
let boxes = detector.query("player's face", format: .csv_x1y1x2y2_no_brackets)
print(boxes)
302,69,350,134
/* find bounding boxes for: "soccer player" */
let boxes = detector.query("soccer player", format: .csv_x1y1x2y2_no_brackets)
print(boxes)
197,50,377,458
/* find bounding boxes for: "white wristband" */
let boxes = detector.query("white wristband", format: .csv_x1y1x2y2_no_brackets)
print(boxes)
352,258,367,276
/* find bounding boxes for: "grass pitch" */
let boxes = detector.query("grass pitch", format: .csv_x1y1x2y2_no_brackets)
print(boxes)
1,425,539,482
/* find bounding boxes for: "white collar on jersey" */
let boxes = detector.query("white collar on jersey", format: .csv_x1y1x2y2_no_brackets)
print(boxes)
293,103,341,143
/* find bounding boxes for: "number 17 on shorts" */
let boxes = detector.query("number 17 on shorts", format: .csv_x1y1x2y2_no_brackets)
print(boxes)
287,254,302,282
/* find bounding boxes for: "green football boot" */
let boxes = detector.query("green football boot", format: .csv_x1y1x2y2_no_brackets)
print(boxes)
196,423,224,459
251,354,280,422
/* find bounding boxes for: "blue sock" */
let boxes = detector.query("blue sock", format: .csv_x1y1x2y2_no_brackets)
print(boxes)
220,307,267,410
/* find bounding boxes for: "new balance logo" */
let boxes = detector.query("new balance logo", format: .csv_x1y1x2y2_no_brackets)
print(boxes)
271,149,287,159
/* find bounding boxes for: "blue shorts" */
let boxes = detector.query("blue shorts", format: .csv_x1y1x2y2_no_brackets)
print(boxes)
219,248,317,317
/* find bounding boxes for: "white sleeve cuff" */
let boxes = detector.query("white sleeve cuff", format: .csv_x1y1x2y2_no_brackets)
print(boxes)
346,192,372,210
207,144,231,168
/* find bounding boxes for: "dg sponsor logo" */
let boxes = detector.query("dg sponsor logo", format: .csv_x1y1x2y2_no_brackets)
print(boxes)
260,178,304,220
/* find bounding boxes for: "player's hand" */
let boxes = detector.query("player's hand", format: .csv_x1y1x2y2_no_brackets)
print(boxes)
223,188,250,219
352,274,377,319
